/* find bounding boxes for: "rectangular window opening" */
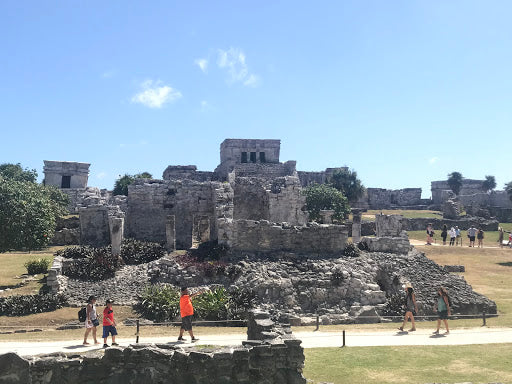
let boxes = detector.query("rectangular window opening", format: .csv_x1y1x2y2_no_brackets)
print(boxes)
250,152,257,163
61,175,71,188
259,152,266,163
241,152,248,163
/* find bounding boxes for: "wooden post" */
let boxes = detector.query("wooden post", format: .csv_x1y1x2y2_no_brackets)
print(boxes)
136,319,140,343
342,330,346,347
315,315,319,332
482,311,486,326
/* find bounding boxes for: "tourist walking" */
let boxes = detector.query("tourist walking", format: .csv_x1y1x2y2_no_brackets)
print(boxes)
441,224,448,245
449,227,456,246
467,226,477,247
398,283,418,332
455,226,462,246
477,228,484,248
83,295,99,345
433,287,451,335
178,287,203,342
102,299,118,348
498,227,504,248
426,224,434,245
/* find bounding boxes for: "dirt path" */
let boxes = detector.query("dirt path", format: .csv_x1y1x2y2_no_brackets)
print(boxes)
3,327,512,356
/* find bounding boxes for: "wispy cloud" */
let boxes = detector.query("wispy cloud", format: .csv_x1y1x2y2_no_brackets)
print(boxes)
429,157,439,165
101,70,116,79
194,58,208,73
217,47,260,87
96,172,107,180
131,80,182,108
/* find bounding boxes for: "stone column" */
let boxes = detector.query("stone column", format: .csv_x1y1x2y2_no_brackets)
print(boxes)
109,216,124,256
319,210,334,224
352,211,362,243
166,215,176,252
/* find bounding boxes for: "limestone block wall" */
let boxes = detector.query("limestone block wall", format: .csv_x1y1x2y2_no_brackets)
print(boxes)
233,161,296,178
297,167,348,187
0,310,307,384
163,165,215,182
431,179,485,205
367,188,422,209
222,220,348,254
268,176,308,225
233,178,270,221
79,205,110,247
126,180,219,249
361,236,411,254
375,214,403,237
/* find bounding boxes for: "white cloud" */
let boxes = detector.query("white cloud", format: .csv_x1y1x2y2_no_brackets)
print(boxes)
97,172,107,179
194,58,208,73
217,47,259,87
243,74,260,87
131,80,182,108
101,70,115,78
429,157,439,164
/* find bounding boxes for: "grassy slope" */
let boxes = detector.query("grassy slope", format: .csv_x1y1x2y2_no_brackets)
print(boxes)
304,344,512,384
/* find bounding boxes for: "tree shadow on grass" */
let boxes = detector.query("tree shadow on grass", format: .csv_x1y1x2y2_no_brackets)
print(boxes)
497,262,512,267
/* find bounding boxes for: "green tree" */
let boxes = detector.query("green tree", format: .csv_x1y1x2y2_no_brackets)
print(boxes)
505,182,512,202
447,172,463,195
112,172,153,196
328,168,365,202
0,163,37,183
482,175,496,192
303,183,350,222
0,178,69,252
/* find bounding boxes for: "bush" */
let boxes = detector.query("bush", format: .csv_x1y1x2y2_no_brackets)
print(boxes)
226,287,257,320
64,247,124,281
175,254,228,278
134,284,180,322
0,293,67,316
24,258,50,275
188,240,228,262
193,287,228,321
343,243,361,258
121,238,165,265
331,269,344,286
55,246,95,259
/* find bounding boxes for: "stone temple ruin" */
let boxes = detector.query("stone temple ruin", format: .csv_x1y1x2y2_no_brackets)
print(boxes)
43,139,498,327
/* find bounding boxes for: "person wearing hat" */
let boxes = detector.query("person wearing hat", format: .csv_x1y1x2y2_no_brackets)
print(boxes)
83,295,99,345
102,299,118,348
398,282,418,332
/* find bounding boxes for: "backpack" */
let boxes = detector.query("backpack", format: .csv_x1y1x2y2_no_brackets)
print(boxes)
78,307,87,322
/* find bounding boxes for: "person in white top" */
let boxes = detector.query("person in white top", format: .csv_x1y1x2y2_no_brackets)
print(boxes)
83,295,100,345
449,227,456,246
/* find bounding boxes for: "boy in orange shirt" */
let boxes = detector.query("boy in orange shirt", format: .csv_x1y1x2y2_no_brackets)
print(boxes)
178,287,202,342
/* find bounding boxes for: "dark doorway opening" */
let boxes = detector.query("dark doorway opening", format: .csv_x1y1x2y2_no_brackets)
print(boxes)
250,152,257,163
61,175,71,188
259,152,266,163
241,152,248,163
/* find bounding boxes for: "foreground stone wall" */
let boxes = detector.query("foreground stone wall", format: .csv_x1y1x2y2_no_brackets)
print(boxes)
0,310,306,384
220,219,348,254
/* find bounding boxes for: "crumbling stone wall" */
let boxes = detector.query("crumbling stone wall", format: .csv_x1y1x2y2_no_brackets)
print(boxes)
79,205,110,247
43,160,90,189
126,179,219,249
221,220,348,254
431,179,485,205
163,165,215,182
366,188,422,209
0,310,307,384
297,167,348,187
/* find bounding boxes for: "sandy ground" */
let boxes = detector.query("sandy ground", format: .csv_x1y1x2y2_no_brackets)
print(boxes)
2,327,512,356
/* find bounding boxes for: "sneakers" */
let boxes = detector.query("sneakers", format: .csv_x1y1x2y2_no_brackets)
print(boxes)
432,330,439,334
409,328,416,332
191,337,199,342
112,342,119,346
398,327,404,331
177,336,185,342
103,344,109,348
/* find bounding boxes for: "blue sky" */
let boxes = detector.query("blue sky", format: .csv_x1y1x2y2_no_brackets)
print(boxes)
1,1,511,197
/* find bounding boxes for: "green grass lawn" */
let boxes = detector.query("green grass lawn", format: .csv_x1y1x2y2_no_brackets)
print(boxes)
0,247,62,296
304,344,512,384
361,209,443,221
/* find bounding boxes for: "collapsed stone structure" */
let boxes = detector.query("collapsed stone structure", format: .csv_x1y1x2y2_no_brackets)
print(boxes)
0,310,307,384
432,179,512,222
74,139,349,254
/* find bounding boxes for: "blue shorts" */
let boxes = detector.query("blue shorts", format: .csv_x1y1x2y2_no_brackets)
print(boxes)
102,325,118,338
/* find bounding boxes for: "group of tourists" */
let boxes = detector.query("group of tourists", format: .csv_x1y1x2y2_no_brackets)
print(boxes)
428,224,512,248
398,283,451,335
82,287,201,347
